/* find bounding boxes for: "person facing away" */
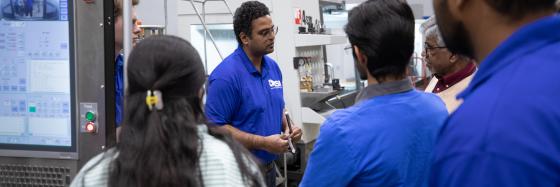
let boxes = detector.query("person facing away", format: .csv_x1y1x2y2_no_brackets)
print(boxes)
300,0,448,186
70,36,265,187
430,0,560,186
420,16,477,113
204,1,302,186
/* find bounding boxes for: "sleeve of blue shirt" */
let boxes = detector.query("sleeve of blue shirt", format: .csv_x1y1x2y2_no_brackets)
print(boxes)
430,153,556,187
300,119,358,187
205,78,240,125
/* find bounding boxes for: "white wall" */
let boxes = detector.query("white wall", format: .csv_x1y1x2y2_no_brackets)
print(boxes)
346,0,434,17
407,0,434,17
176,0,273,41
136,0,435,45
126,0,322,41
135,0,179,35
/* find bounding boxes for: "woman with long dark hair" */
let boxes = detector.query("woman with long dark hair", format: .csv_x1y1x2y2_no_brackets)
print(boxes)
71,35,264,187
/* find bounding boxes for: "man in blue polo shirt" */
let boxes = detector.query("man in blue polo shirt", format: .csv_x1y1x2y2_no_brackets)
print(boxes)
300,0,448,186
205,1,302,186
430,0,560,186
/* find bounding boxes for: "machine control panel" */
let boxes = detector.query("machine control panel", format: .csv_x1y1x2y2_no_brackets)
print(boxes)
79,103,97,134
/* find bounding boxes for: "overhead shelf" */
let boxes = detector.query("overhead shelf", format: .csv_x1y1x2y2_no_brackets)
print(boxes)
294,34,347,47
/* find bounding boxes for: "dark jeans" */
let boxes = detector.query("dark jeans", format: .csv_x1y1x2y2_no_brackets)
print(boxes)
265,163,276,187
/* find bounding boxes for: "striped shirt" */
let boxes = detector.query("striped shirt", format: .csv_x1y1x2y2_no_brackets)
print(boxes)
70,125,264,187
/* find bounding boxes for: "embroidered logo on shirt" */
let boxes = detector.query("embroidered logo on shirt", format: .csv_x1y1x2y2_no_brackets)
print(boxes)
268,79,282,89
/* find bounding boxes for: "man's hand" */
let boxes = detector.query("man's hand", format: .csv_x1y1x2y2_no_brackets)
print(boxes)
262,134,289,154
285,126,303,142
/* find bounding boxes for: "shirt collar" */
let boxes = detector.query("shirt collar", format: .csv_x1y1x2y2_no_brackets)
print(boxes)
355,79,413,103
115,53,124,67
235,46,268,76
433,63,476,93
459,15,560,99
436,63,476,84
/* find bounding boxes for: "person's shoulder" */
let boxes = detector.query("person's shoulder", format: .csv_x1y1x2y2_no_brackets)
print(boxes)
70,149,117,187
198,127,233,156
320,104,368,135
197,125,261,186
209,53,244,81
327,91,446,132
416,91,447,111
80,149,117,173
515,42,560,79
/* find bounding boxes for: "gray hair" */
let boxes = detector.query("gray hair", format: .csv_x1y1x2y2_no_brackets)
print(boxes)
420,16,446,47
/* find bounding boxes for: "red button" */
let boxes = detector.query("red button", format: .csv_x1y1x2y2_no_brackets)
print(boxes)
86,122,96,133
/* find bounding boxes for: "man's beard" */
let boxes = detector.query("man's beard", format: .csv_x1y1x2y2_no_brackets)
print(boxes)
435,0,476,59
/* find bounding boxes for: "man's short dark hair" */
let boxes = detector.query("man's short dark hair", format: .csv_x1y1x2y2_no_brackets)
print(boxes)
344,0,414,81
484,0,557,20
233,1,270,44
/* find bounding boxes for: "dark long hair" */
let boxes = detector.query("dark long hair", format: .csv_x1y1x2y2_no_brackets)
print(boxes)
108,35,262,186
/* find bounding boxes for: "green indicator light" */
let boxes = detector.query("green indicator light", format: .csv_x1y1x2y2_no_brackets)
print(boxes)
85,111,95,121
29,106,36,113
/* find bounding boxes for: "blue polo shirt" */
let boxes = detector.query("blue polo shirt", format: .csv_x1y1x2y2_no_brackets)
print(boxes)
115,54,124,127
300,79,448,187
430,15,560,186
205,46,285,164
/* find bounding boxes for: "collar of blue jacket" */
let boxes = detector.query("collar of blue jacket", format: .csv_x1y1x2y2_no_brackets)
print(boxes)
459,15,560,99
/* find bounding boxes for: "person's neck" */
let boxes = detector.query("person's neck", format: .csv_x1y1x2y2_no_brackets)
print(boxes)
444,61,471,77
115,46,122,60
470,11,555,63
366,75,403,86
242,46,263,73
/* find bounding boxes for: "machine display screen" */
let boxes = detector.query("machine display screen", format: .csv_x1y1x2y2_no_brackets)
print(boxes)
0,0,74,151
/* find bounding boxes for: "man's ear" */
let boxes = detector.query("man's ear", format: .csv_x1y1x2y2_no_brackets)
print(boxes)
239,32,250,45
450,53,458,63
353,45,368,66
448,0,470,18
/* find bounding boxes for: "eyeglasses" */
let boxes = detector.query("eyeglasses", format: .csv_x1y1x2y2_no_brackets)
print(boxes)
258,26,278,38
423,43,446,58
344,45,353,55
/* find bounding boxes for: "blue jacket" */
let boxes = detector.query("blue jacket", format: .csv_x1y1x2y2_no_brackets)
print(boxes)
430,15,560,186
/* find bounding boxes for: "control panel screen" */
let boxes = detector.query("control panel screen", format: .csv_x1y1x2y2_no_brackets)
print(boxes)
0,0,73,149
